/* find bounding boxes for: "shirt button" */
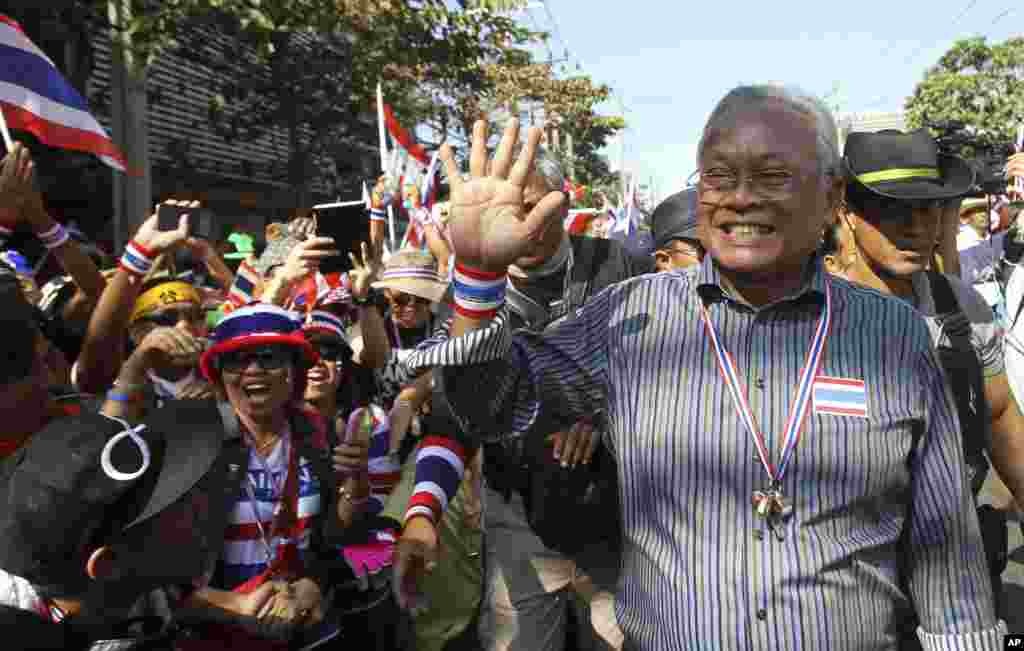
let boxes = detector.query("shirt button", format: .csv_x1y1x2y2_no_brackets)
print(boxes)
754,378,765,389
753,529,764,540
756,609,767,621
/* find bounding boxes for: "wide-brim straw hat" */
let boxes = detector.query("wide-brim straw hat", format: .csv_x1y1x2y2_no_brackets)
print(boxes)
371,248,448,304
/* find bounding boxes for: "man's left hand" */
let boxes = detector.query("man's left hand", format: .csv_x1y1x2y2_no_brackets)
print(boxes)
550,418,598,468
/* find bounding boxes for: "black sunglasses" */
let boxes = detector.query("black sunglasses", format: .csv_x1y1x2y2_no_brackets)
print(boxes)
309,340,349,362
140,307,203,328
217,346,295,374
387,293,429,307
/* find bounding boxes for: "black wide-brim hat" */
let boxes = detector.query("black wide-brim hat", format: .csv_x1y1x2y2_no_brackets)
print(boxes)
843,128,975,201
0,412,223,594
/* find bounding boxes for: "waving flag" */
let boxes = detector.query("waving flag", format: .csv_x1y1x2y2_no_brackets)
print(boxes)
610,177,639,240
382,103,430,167
0,15,126,171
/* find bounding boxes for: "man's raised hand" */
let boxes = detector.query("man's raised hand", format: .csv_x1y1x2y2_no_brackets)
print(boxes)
440,119,565,273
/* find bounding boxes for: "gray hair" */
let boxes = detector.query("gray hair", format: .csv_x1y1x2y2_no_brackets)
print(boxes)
509,143,565,193
698,84,841,179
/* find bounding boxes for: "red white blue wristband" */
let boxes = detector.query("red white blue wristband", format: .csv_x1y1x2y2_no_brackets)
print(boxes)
452,263,507,320
369,208,386,223
119,240,155,276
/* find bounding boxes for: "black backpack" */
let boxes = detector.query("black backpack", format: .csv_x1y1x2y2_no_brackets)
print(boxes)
482,236,631,555
898,273,1007,650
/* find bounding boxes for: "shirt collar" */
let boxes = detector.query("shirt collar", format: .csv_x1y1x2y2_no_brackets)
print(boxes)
695,254,828,309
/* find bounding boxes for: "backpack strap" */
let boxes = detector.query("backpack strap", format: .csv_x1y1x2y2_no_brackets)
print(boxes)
923,271,990,494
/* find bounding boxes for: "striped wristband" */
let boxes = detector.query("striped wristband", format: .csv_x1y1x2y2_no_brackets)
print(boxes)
119,240,155,276
452,263,507,320
36,223,70,250
369,208,386,223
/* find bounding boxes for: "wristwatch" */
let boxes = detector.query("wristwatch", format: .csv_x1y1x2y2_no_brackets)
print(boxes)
352,287,381,307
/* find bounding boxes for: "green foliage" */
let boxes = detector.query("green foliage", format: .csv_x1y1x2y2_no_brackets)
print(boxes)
905,36,1024,151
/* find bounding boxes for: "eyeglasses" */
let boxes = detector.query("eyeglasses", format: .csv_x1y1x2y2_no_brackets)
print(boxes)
217,346,294,375
698,167,800,199
387,293,429,307
309,340,348,362
140,307,204,328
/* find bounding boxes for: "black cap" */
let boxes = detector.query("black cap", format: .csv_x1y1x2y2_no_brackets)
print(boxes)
652,189,700,251
0,411,224,596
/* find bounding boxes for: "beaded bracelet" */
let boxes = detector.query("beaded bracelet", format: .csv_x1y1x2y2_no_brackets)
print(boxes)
119,240,156,276
36,223,70,250
452,262,507,320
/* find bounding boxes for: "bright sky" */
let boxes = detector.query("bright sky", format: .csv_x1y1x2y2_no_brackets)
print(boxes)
527,0,1020,200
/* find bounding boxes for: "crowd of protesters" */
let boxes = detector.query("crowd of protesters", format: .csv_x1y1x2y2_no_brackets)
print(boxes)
0,82,1023,651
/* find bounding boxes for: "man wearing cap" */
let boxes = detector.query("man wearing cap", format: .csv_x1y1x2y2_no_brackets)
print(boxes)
396,88,1007,651
650,188,705,272
958,198,992,251
836,130,1024,625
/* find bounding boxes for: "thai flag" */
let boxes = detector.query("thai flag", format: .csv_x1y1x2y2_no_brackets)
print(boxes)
382,102,430,167
227,260,262,307
812,376,869,418
0,15,127,171
610,178,639,240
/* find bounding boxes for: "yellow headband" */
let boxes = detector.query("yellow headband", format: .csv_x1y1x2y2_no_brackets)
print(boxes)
856,168,939,185
130,281,202,323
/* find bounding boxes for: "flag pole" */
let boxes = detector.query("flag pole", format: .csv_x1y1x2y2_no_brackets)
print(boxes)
377,82,398,251
0,106,14,152
376,82,388,173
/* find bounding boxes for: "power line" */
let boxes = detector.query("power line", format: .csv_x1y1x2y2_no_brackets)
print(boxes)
861,0,981,113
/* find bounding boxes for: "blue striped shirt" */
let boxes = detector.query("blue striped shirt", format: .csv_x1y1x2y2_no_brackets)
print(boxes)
404,256,1006,650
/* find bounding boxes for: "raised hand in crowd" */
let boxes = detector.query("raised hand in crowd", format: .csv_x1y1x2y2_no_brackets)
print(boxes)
371,174,397,211
0,143,107,309
134,200,195,256
0,141,42,224
348,240,381,301
550,418,599,469
334,407,373,529
187,236,234,293
288,214,317,241
262,235,339,306
332,410,371,475
440,119,566,276
348,240,390,370
77,200,197,394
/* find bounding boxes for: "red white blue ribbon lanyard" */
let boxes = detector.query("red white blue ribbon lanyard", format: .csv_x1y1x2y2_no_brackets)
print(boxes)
698,280,832,519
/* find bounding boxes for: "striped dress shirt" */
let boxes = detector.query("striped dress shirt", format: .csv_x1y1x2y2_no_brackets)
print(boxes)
403,256,1006,650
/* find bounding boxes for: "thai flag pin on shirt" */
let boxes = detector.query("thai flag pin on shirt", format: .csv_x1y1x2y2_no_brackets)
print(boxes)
812,377,869,418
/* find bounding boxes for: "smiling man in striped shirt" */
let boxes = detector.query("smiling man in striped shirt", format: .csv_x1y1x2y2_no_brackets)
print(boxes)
393,85,1007,650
